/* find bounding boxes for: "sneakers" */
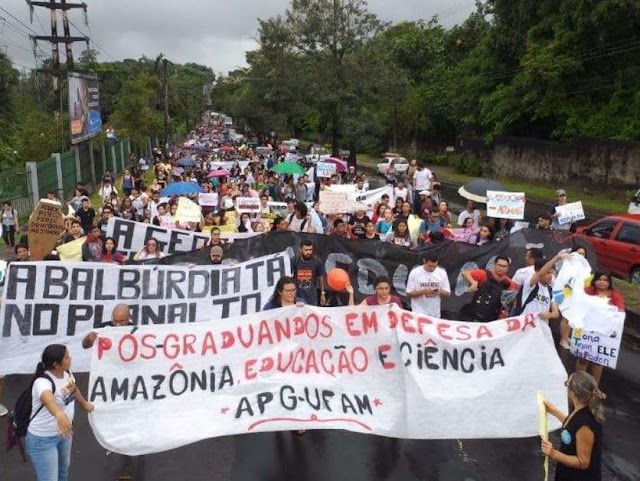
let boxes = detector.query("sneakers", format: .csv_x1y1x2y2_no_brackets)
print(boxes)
0,403,8,417
560,339,571,350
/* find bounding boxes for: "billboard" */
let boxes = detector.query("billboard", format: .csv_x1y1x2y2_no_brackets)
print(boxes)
68,71,102,144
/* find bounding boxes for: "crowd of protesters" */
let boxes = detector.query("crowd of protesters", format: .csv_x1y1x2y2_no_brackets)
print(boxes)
0,119,619,481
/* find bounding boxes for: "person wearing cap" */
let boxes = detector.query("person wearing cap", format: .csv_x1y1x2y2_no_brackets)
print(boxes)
209,245,224,264
549,189,574,231
418,190,433,219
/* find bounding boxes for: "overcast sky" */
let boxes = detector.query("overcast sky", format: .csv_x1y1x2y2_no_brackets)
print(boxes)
1,0,475,76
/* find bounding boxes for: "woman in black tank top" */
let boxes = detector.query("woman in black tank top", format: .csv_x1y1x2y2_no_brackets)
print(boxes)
541,371,604,481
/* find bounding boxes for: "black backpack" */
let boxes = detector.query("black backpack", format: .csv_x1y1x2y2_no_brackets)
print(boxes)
461,271,508,322
5,374,55,462
510,283,553,317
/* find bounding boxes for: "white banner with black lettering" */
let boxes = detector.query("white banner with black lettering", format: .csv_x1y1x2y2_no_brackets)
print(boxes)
0,253,290,374
105,217,259,259
88,306,566,455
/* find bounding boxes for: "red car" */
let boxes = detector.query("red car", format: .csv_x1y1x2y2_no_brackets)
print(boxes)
575,214,640,285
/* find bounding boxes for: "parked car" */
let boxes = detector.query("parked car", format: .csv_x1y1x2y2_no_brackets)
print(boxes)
575,214,640,285
376,156,408,175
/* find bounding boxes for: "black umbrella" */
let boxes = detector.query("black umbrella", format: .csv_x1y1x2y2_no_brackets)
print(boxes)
458,179,507,203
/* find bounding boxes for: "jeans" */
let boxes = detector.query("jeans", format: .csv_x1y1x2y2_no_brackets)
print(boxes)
2,224,15,247
26,432,72,481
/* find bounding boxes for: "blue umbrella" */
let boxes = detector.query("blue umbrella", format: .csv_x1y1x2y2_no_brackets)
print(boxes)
178,157,197,167
161,181,204,196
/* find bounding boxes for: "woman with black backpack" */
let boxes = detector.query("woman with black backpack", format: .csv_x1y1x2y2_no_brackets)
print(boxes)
25,344,93,481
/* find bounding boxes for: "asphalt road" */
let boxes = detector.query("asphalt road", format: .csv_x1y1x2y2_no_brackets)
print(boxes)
1,339,639,481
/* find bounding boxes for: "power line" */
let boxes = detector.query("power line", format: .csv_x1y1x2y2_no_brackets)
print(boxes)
68,17,114,61
0,7,39,36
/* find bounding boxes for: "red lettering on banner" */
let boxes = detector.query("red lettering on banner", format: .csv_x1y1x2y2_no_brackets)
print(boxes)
320,315,333,338
182,334,197,355
455,325,472,341
416,316,433,334
345,312,361,336
238,325,254,348
506,318,521,332
320,350,335,376
201,331,218,355
97,337,112,360
362,312,378,334
522,314,537,331
258,320,275,345
162,334,179,359
476,326,494,339
260,356,274,372
437,323,452,340
377,344,395,369
245,359,257,380
140,334,156,359
221,331,234,349
388,310,399,329
337,351,354,374
401,312,416,333
293,316,305,335
118,334,138,362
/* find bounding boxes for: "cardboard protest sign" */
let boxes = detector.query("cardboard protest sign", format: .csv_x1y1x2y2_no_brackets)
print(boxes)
486,191,525,220
57,236,87,261
198,193,219,207
175,197,202,224
556,201,585,225
235,197,261,214
87,306,566,455
317,162,337,178
570,328,621,369
28,200,64,260
0,252,291,374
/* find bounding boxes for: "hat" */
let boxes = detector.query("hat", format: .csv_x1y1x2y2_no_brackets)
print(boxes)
419,190,431,196
210,246,224,257
556,189,566,196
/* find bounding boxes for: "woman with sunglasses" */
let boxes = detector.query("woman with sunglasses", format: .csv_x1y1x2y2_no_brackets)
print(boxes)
133,237,164,261
541,371,604,481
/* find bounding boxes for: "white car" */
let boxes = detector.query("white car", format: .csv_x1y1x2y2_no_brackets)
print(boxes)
377,157,409,175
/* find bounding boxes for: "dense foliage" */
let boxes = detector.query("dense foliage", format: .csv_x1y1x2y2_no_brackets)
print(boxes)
0,49,214,165
211,0,640,155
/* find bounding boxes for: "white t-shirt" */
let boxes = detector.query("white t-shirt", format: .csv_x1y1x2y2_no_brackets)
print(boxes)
394,187,409,202
457,209,481,228
512,265,535,287
406,266,451,317
414,169,432,190
29,371,76,436
521,282,553,317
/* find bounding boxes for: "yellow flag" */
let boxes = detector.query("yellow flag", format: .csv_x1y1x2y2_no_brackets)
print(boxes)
57,236,86,261
537,391,549,481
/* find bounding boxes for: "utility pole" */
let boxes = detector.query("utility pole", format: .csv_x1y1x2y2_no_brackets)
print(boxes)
27,0,89,111
163,58,169,149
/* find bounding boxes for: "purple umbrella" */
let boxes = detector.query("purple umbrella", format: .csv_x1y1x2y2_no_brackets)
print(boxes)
323,157,347,172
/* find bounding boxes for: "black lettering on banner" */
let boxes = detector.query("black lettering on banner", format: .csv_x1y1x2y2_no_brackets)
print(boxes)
257,392,274,414
211,297,240,318
66,304,104,335
70,268,94,301
44,265,69,299
33,305,59,335
244,259,265,290
169,230,190,254
188,270,210,298
221,267,241,295
166,270,187,298
3,304,32,336
94,270,116,300
118,269,141,299
6,264,36,300
142,270,164,299
131,377,149,400
235,396,254,418
90,376,106,402
241,294,261,315
210,269,220,296
112,218,135,250
266,256,286,286
167,303,190,323
280,385,296,410
111,378,129,400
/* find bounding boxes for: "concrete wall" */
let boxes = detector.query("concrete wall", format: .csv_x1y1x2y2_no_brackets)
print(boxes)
490,136,640,188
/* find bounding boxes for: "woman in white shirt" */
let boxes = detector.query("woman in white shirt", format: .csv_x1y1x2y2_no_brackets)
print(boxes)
27,344,93,481
133,237,165,261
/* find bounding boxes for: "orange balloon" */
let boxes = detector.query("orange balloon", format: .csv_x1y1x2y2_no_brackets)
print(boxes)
327,268,350,291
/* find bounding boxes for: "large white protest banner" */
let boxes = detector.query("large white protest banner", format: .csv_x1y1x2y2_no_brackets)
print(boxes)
105,217,257,259
0,253,291,374
486,191,526,220
87,306,566,455
556,201,585,225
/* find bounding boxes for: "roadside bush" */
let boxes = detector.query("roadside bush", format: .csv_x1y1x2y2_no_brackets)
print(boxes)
448,153,487,176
